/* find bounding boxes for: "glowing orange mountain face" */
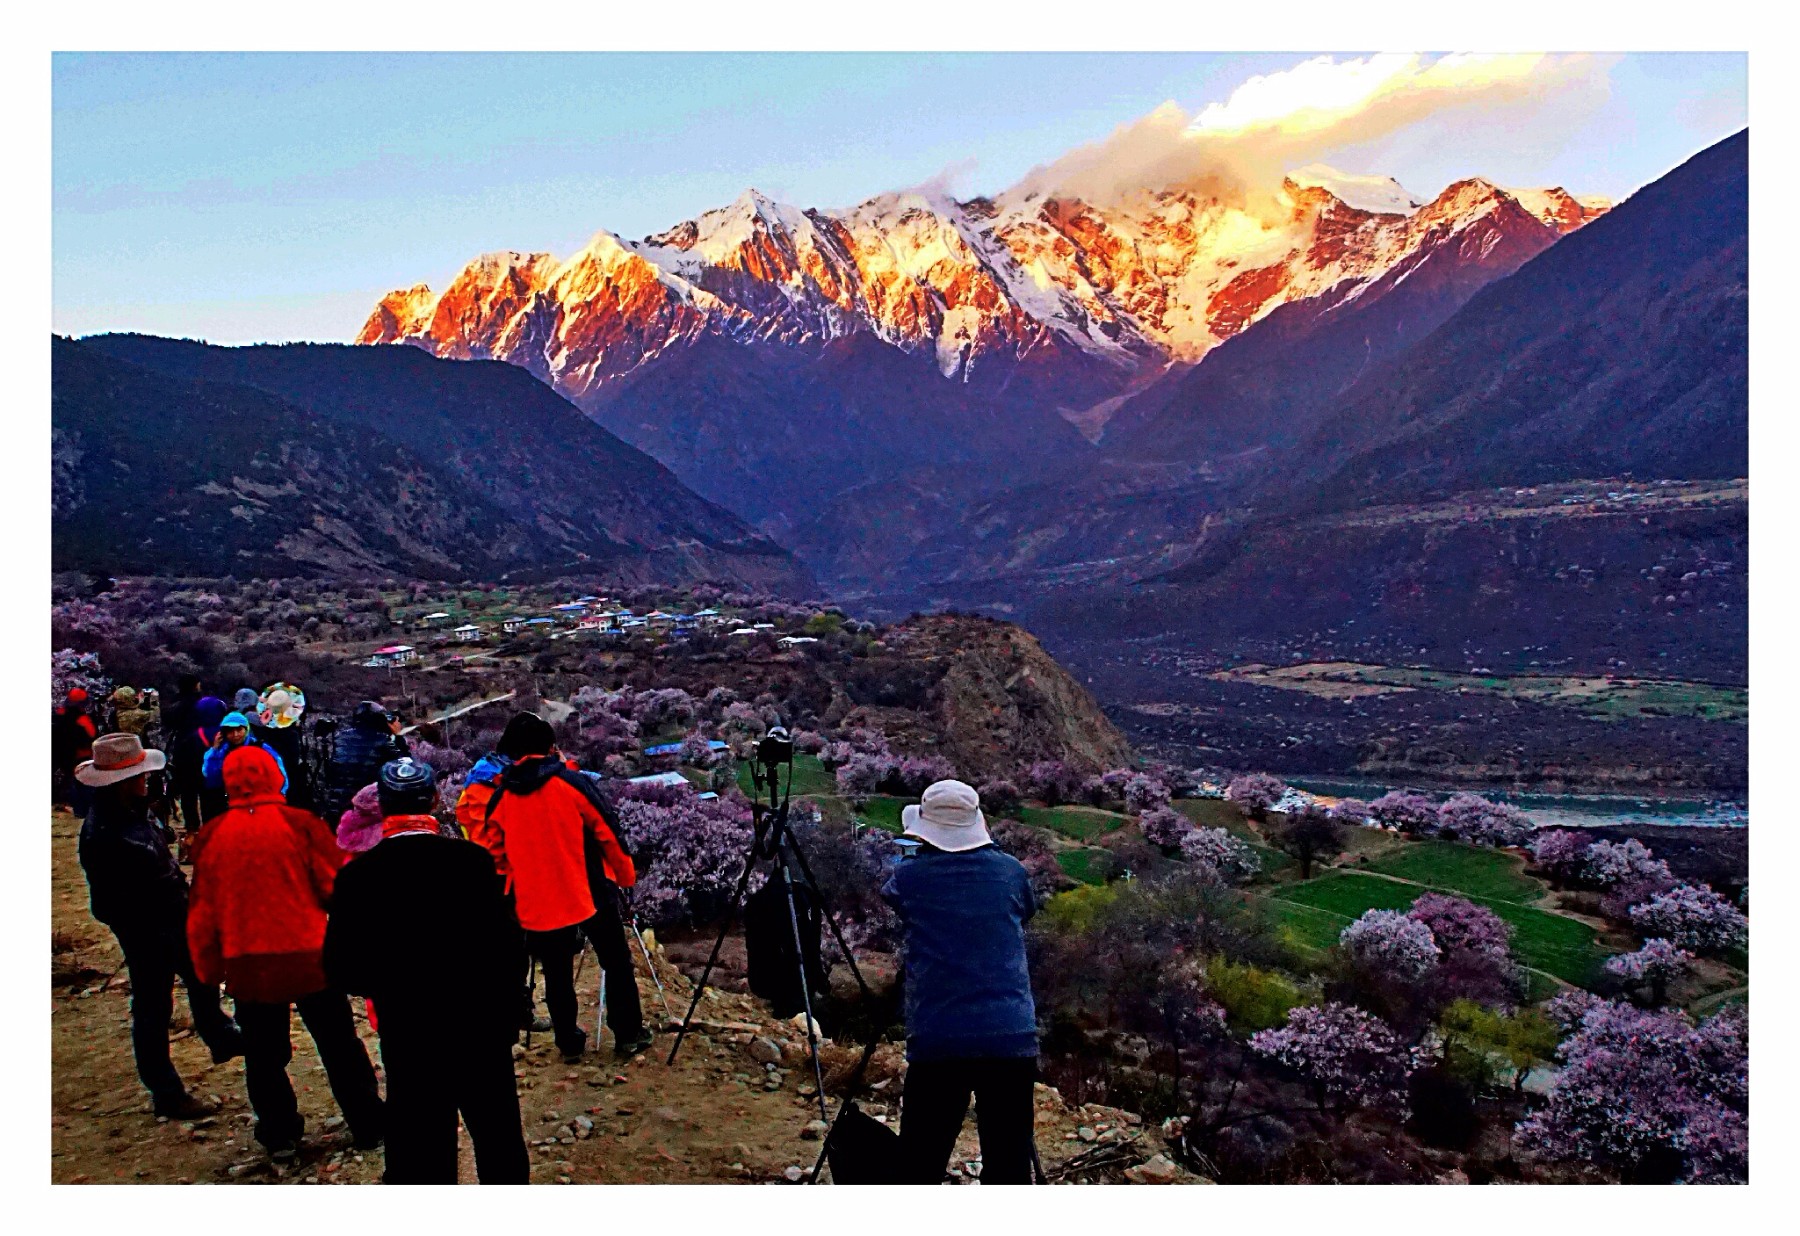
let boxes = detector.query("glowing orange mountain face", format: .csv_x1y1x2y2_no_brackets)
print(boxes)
357,175,1605,405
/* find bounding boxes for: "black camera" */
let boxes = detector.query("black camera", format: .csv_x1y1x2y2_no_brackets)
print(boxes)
756,726,794,768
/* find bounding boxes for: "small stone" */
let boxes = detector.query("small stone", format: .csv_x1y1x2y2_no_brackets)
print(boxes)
542,1110,560,1122
797,1084,817,1098
783,1165,805,1183
558,1175,572,1185
304,1176,320,1185
574,1116,595,1136
800,1119,829,1141
1124,1154,1181,1185
323,1115,346,1131
1078,1126,1098,1143
764,1078,782,1091
748,1037,783,1065
560,1136,576,1145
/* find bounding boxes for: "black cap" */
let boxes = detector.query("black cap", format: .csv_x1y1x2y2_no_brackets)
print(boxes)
496,711,556,759
377,757,437,817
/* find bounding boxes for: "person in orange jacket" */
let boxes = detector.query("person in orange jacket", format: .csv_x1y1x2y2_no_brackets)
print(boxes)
478,712,650,1063
187,744,384,1159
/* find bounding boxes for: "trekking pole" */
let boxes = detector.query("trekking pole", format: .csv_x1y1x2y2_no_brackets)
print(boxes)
525,956,538,1050
630,918,672,1021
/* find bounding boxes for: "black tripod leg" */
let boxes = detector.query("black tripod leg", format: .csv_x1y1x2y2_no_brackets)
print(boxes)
778,862,832,1128
666,855,757,1067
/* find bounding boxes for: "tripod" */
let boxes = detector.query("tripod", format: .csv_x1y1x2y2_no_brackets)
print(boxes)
666,732,876,1137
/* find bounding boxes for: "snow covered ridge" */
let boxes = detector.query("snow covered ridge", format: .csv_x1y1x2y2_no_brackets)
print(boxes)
357,167,1607,400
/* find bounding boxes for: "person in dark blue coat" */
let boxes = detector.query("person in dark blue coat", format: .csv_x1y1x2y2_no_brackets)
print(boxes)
882,779,1039,1184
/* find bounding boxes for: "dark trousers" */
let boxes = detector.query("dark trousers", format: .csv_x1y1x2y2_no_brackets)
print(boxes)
525,895,644,1055
899,1056,1037,1184
379,1030,528,1184
236,990,384,1148
110,915,236,1104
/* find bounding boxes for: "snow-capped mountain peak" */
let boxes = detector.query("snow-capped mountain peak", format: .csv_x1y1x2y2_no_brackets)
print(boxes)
359,161,1606,404
1287,163,1423,215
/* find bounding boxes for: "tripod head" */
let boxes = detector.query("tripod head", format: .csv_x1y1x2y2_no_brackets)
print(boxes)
747,725,795,857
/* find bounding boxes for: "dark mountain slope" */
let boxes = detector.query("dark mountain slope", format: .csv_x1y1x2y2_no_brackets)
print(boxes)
59,336,812,590
583,330,1096,539
1101,182,1568,465
78,334,812,591
54,338,522,578
1298,129,1747,503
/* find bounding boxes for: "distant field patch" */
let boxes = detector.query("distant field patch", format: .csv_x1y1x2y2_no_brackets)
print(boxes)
1018,806,1126,842
1211,662,1745,722
1271,871,1609,986
1362,841,1546,904
737,753,836,798
852,797,907,834
1056,848,1112,886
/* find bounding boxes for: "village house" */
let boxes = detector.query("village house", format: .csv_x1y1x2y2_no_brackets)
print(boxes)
368,644,418,667
452,623,481,643
502,617,528,635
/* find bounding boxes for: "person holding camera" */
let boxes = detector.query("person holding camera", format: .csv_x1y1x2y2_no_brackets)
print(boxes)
201,710,290,803
318,701,408,824
324,757,529,1184
882,779,1040,1184
477,712,650,1063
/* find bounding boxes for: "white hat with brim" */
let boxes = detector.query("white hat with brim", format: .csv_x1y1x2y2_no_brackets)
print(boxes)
75,732,166,787
901,779,991,853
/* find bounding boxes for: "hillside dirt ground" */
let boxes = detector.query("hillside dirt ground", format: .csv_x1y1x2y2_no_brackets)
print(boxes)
50,808,1197,1186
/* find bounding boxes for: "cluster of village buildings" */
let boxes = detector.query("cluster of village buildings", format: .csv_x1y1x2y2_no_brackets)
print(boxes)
362,597,820,668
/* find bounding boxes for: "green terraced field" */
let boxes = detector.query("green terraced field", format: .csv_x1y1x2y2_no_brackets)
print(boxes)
1361,840,1546,904
1271,871,1610,986
736,752,837,798
1017,805,1126,842
1056,848,1112,886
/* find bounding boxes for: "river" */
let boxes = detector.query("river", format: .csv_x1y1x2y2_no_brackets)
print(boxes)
1283,776,1748,830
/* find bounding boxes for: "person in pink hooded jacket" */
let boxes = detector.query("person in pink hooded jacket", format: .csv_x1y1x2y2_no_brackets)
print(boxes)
336,783,385,855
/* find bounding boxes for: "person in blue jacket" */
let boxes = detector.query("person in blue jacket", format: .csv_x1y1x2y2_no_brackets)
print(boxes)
200,711,289,803
882,779,1040,1184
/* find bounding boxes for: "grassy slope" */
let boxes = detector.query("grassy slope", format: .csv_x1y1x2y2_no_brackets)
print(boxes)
1269,871,1606,986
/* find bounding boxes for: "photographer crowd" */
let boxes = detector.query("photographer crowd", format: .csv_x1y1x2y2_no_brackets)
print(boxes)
60,678,1041,1186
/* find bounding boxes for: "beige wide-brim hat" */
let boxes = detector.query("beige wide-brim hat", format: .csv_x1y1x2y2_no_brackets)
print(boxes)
75,732,166,787
901,779,991,853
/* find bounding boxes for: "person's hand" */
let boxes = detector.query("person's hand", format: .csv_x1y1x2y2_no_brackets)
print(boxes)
211,731,226,750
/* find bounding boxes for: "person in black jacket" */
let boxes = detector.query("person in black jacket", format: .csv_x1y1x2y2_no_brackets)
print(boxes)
76,732,242,1119
160,676,206,844
317,701,408,825
322,757,529,1185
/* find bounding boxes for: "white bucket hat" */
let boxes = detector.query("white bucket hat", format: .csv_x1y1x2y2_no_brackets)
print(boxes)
901,780,991,853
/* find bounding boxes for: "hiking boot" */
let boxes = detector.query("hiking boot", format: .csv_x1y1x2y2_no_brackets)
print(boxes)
153,1092,219,1121
352,1128,384,1151
558,1029,589,1063
266,1136,301,1164
525,1014,554,1034
613,1029,654,1060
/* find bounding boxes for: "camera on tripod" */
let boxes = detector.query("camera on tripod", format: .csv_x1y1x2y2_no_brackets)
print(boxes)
755,725,794,772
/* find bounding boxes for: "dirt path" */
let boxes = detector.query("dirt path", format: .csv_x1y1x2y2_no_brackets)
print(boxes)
50,808,1191,1185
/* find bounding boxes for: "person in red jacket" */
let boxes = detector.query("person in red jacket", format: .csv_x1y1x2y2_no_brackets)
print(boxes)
187,744,384,1159
480,712,650,1063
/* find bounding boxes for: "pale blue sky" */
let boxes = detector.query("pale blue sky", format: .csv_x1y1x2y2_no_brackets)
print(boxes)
53,52,1746,343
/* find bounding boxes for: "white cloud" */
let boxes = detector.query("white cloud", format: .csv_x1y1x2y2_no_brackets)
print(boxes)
1010,53,1617,207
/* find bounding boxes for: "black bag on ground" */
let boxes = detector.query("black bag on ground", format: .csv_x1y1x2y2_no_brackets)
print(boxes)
744,871,826,1020
824,1100,902,1184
